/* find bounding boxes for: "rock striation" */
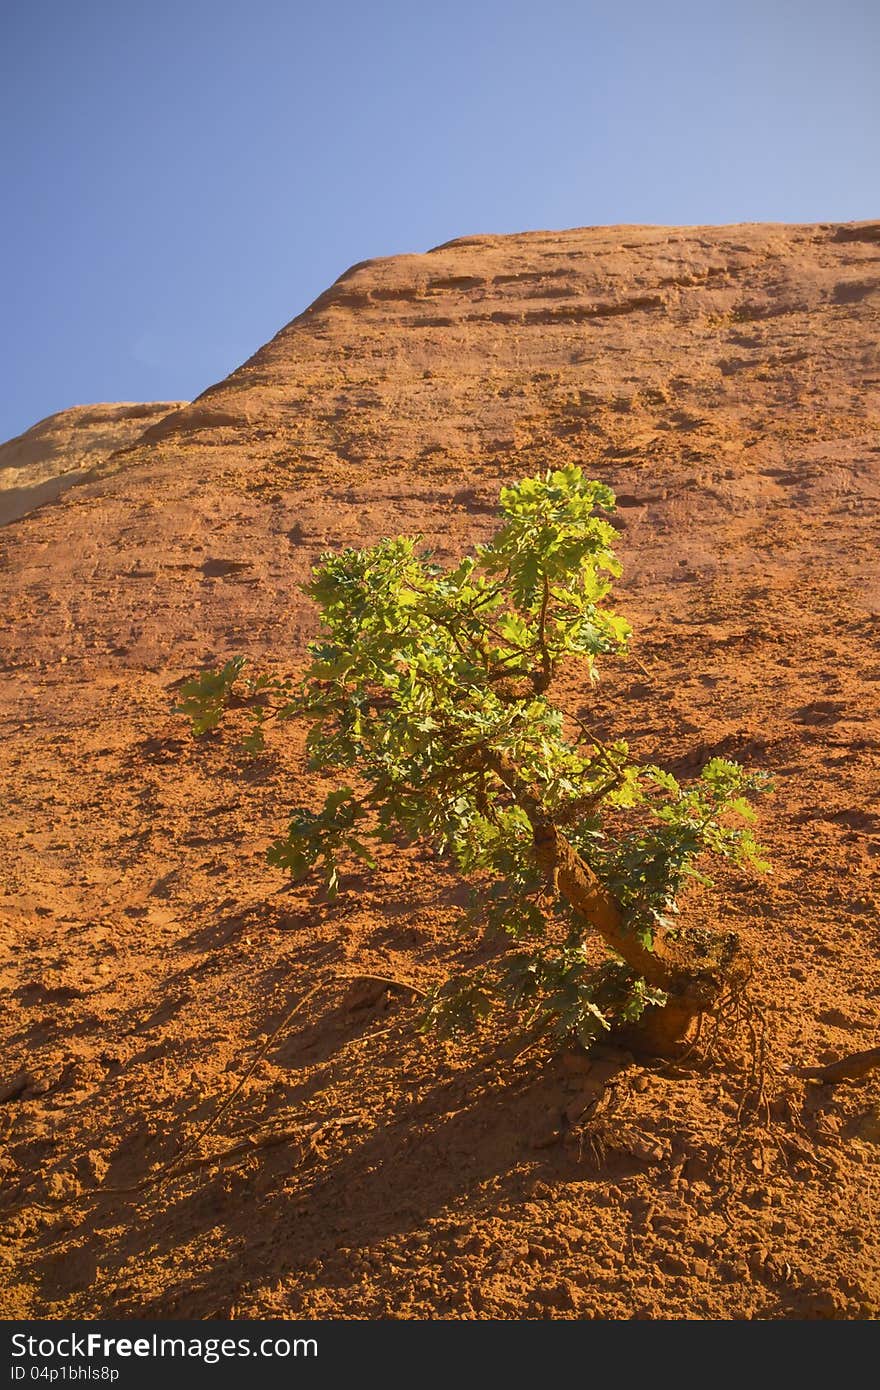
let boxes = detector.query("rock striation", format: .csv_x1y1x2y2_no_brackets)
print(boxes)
0,401,186,526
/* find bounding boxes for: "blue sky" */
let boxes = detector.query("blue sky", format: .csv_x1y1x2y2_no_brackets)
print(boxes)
2,0,878,441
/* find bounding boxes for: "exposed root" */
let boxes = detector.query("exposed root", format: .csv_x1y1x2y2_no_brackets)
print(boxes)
695,981,840,1201
792,1046,880,1085
567,976,843,1205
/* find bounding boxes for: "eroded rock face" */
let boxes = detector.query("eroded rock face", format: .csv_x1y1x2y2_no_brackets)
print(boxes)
0,222,876,672
1,223,879,1322
0,401,186,527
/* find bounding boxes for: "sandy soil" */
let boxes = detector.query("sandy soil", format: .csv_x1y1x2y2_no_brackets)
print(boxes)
1,221,878,1319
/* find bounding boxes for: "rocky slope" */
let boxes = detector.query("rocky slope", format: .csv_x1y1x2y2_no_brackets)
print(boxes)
0,222,878,1320
0,401,186,527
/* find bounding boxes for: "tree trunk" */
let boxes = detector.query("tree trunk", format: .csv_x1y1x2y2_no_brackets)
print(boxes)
485,751,750,1053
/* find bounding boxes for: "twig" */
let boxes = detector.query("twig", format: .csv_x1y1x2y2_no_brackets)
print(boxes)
628,654,656,679
554,700,620,769
340,971,429,999
170,1116,360,1178
144,978,331,1188
12,978,333,1212
554,775,623,826
537,572,552,687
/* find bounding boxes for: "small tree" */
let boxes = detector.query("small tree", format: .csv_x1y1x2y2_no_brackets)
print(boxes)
178,468,770,1054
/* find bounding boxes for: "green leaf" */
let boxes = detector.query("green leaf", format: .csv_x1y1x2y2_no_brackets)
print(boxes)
176,466,771,1050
